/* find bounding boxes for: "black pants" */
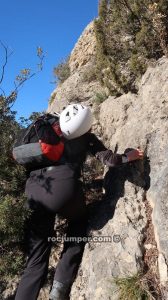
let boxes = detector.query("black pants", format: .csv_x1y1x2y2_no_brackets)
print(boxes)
15,165,87,300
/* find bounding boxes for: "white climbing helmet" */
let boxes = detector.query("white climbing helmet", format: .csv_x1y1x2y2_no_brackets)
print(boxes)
59,104,93,140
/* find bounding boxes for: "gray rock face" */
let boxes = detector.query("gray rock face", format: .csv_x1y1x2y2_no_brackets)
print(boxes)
99,57,168,286
70,57,168,299
48,65,104,114
69,22,96,74
71,182,147,300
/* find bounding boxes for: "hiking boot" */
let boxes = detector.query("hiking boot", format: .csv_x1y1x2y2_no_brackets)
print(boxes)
49,280,70,300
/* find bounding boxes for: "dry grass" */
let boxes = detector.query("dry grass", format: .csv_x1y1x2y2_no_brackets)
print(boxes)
112,272,155,300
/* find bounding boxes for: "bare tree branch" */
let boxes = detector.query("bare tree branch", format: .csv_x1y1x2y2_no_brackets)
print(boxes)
0,43,45,111
0,41,13,86
8,73,36,109
0,87,5,97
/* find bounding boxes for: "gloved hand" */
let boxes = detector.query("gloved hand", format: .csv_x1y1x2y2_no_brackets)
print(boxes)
125,148,144,162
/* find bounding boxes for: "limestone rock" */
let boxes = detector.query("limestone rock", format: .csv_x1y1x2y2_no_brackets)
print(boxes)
70,57,168,299
69,22,96,74
158,254,168,284
71,177,147,299
99,56,168,286
48,66,104,114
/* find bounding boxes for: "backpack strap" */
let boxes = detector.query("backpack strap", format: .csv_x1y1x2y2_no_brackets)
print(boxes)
23,114,60,143
23,122,36,143
23,118,44,143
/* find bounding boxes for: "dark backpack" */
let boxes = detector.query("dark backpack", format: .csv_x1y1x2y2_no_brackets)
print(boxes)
13,114,64,169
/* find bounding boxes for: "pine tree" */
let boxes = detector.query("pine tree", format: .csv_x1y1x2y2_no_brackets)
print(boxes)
94,0,165,95
0,43,44,281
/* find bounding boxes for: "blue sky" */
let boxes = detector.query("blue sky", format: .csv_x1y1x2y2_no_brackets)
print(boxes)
0,0,98,119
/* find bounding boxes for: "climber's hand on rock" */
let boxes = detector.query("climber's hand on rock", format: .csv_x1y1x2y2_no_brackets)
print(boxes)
126,149,144,162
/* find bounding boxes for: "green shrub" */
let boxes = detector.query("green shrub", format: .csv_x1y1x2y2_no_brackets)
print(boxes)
0,193,30,279
0,44,44,283
0,250,24,279
0,195,28,241
82,65,97,83
94,0,166,95
0,95,29,280
129,54,147,78
94,91,107,104
49,92,56,105
53,56,70,84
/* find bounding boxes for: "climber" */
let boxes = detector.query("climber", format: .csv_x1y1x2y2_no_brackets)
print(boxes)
14,104,143,300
